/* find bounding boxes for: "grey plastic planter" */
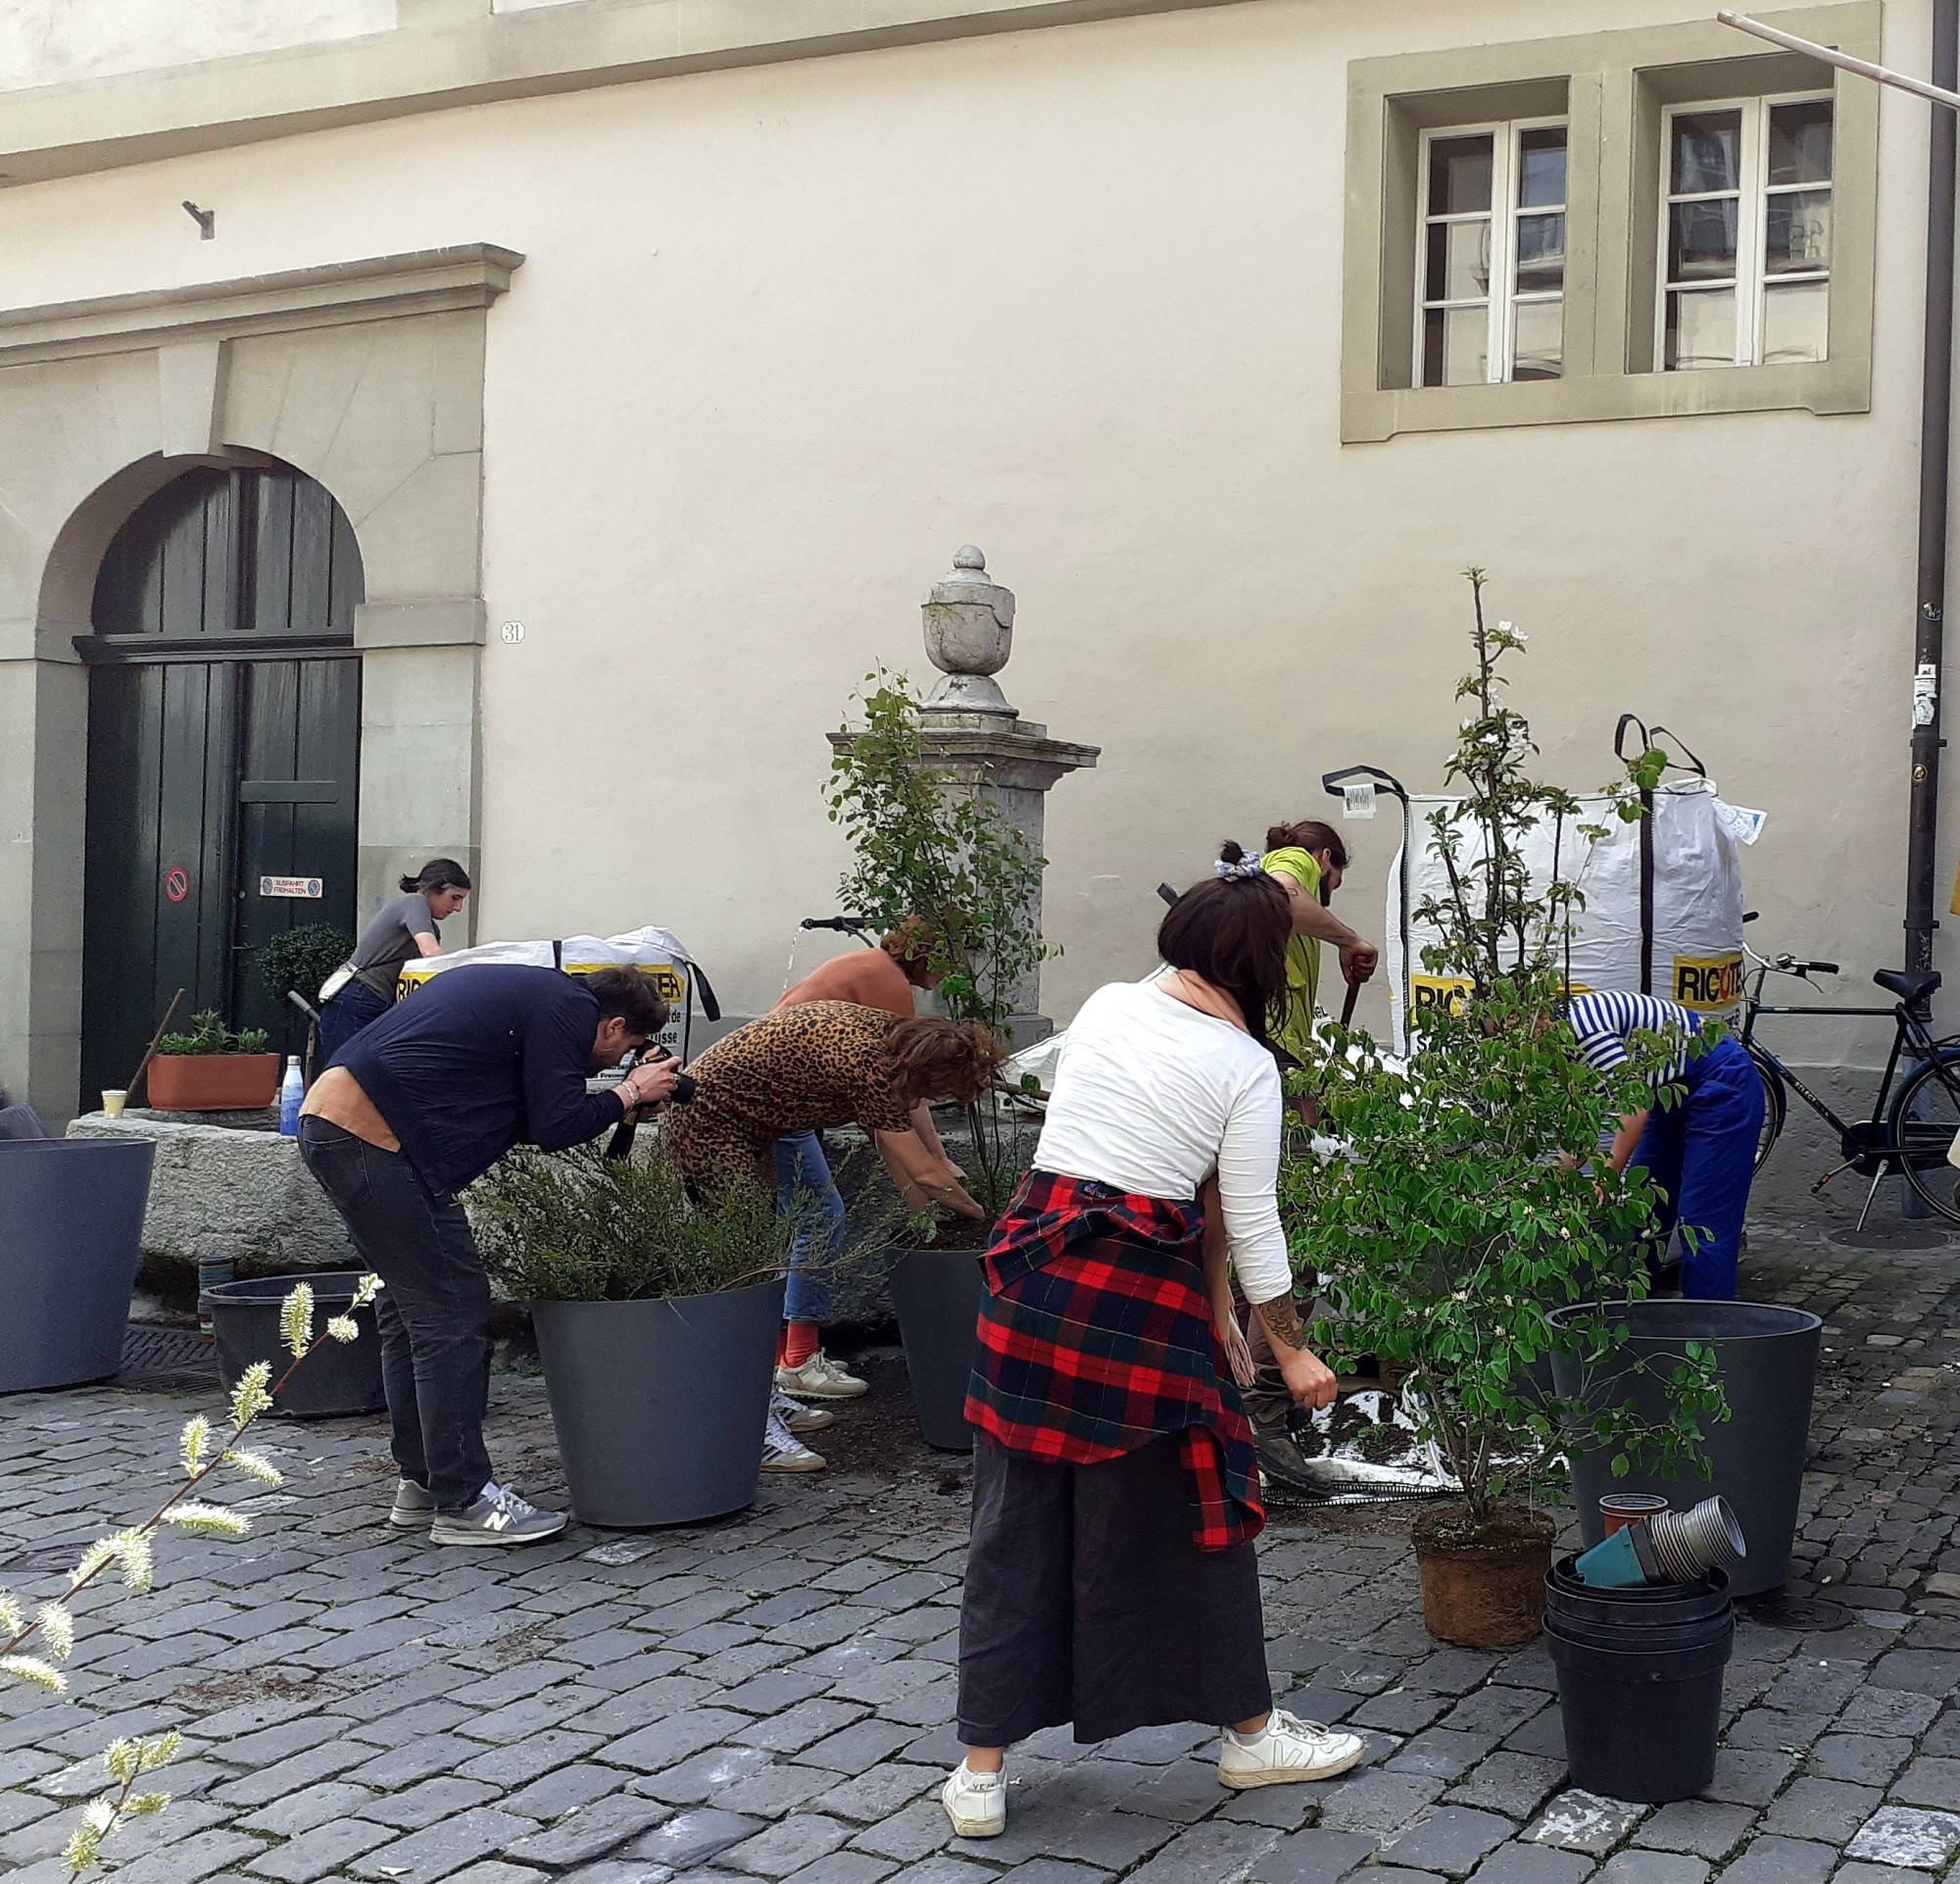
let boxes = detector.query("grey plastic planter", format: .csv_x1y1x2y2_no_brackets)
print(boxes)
201,1271,385,1416
532,1278,784,1527
0,1137,154,1392
1548,1300,1823,1598
889,1249,985,1452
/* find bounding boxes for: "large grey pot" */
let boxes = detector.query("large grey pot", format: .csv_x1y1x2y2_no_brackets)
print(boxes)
1548,1300,1822,1598
0,1138,155,1392
532,1278,784,1528
889,1249,985,1452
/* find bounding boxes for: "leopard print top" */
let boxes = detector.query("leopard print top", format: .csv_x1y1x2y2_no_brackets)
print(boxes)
665,1000,914,1193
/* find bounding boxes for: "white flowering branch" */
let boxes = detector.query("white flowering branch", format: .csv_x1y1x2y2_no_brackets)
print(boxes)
0,1273,382,1877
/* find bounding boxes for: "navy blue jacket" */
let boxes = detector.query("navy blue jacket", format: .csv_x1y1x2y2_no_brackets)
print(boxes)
335,966,626,1194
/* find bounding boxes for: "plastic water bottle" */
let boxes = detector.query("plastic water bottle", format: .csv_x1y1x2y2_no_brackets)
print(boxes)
278,1056,304,1136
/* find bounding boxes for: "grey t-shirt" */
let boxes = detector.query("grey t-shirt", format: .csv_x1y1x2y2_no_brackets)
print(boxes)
349,891,439,994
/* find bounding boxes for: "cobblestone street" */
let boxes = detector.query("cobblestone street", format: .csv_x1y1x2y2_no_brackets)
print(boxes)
2,1200,1956,1884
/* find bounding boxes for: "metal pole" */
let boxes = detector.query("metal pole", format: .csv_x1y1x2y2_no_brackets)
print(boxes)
1908,1,1958,975
1718,11,1960,110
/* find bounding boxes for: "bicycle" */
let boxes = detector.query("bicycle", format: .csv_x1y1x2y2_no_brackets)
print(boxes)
1737,917,1960,1226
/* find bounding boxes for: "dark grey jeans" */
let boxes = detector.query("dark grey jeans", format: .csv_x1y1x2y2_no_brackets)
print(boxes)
298,1117,493,1513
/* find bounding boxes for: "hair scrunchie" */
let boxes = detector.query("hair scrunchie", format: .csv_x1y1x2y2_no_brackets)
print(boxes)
1215,852,1265,881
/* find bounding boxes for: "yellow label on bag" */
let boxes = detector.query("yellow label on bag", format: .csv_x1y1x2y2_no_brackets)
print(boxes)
1410,975,1474,1018
1672,954,1743,1012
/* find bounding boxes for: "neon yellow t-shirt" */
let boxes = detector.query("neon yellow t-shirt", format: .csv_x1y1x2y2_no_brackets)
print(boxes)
1264,847,1322,1066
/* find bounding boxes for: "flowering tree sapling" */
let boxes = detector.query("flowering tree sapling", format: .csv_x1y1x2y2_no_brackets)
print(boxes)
1282,570,1722,1543
0,1275,382,1878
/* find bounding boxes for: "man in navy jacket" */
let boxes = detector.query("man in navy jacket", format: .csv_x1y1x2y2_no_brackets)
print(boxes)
299,965,678,1544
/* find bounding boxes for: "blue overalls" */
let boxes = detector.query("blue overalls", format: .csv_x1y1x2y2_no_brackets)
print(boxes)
1630,1033,1764,1299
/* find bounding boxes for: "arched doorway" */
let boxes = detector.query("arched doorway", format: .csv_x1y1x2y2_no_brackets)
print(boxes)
79,463,363,1106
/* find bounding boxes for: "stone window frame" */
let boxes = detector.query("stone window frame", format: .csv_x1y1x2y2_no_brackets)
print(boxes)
1340,3,1880,444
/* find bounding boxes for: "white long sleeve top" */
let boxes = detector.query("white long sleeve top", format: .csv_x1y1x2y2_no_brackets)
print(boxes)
1031,976,1292,1304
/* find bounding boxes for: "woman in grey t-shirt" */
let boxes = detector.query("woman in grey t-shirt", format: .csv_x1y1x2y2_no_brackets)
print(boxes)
318,859,471,1063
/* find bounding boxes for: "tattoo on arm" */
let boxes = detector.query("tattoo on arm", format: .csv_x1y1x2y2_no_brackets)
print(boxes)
1252,1292,1305,1356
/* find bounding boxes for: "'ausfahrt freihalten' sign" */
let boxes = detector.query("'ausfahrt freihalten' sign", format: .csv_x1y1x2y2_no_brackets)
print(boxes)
259,876,322,899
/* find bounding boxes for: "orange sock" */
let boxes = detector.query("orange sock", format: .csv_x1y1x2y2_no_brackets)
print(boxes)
783,1321,819,1368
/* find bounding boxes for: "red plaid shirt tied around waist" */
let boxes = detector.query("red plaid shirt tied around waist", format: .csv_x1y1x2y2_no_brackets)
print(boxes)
963,1168,1264,1553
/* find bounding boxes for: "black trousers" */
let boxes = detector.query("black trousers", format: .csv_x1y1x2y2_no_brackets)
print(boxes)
298,1117,493,1512
956,1432,1273,1747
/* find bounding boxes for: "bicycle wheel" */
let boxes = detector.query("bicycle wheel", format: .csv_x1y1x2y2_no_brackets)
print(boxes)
1747,1044,1786,1175
1890,1050,1960,1224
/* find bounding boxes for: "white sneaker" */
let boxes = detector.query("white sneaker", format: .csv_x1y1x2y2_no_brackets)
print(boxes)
760,1410,826,1473
941,1760,1005,1838
1217,1710,1366,1789
771,1389,835,1435
775,1351,868,1400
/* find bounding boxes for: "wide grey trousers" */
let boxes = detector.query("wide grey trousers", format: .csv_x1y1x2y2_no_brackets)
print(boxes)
956,1431,1273,1747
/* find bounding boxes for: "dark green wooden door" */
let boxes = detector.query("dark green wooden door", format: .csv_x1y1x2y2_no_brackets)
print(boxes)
80,466,363,1107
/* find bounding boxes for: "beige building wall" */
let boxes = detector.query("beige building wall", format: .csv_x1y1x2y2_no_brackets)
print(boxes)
0,0,1946,1115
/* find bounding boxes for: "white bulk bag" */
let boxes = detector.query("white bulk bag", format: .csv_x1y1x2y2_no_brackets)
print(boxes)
1386,779,1746,1052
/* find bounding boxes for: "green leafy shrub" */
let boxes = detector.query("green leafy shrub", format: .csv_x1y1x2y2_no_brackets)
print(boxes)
254,924,356,1010
471,1138,794,1302
154,1011,270,1056
1282,570,1724,1532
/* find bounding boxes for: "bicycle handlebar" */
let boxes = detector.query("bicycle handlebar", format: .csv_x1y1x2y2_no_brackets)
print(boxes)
800,917,871,933
1804,960,1840,975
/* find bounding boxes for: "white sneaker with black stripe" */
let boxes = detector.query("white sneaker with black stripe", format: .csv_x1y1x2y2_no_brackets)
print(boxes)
772,1389,835,1436
760,1409,826,1472
428,1483,567,1546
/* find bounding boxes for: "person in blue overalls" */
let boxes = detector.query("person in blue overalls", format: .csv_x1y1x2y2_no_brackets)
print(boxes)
1567,990,1764,1300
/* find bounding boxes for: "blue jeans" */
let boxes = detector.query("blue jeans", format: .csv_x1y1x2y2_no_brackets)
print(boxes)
774,1129,847,1325
318,980,391,1066
1632,1034,1765,1300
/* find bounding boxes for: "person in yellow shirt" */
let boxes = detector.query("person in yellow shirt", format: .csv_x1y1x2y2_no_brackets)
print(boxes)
1261,819,1378,1067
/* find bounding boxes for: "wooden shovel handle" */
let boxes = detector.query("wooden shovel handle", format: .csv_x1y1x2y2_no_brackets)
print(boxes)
128,988,186,1104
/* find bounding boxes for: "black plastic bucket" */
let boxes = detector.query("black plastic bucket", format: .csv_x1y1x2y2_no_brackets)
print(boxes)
0,1138,154,1392
201,1270,386,1416
532,1278,784,1527
1548,1300,1821,1597
1545,1557,1733,1803
889,1249,984,1452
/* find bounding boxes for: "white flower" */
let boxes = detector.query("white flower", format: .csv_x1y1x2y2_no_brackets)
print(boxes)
0,1655,69,1692
0,1590,24,1639
104,1740,141,1786
139,1731,183,1773
279,1283,316,1359
35,1602,74,1661
161,1502,251,1540
64,1822,104,1873
350,1273,384,1309
178,1414,214,1478
229,1362,274,1431
106,1529,155,1593
125,1791,171,1817
223,1448,285,1488
324,1316,359,1345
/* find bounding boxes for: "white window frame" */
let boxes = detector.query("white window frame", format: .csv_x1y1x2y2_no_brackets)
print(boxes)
1654,90,1834,371
1414,116,1569,388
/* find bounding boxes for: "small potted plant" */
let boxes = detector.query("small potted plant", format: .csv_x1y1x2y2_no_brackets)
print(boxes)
826,673,1044,1449
471,1139,791,1527
1283,571,1723,1649
145,1012,278,1113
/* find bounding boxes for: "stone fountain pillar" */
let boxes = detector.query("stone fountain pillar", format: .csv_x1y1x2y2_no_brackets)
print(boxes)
914,546,1099,1044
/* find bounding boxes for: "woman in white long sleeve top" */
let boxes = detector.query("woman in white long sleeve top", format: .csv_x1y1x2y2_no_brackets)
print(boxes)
945,843,1363,1842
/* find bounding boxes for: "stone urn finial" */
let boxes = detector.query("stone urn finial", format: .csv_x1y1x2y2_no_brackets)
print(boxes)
922,544,1017,717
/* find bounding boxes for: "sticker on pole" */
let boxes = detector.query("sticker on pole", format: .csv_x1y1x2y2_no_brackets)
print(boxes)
259,876,323,899
164,867,189,904
1342,782,1377,819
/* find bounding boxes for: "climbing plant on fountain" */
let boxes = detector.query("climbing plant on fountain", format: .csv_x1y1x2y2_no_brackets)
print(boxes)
828,670,1047,1215
1280,570,1724,1649
0,1275,382,1876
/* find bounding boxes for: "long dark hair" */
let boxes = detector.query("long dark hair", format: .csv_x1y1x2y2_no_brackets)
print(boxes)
1156,842,1292,1049
400,858,472,896
1265,818,1348,869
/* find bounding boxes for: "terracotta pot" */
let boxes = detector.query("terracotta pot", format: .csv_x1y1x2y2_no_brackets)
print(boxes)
1412,1500,1556,1649
145,1053,280,1113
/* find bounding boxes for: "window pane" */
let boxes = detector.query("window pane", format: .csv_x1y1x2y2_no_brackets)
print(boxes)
1426,219,1493,301
1517,127,1567,207
1669,198,1740,281
1513,298,1563,380
1765,188,1832,273
1428,135,1494,216
1515,212,1566,293
1762,279,1829,363
1665,287,1738,370
1672,110,1742,194
1423,305,1489,386
1768,99,1834,186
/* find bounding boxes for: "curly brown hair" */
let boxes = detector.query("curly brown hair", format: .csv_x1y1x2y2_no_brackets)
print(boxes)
879,1017,1007,1105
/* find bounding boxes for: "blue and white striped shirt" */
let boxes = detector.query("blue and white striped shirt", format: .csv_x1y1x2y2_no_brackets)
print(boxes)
1566,991,1700,1082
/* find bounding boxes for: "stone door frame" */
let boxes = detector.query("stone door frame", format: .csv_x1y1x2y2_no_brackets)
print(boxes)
0,243,520,1118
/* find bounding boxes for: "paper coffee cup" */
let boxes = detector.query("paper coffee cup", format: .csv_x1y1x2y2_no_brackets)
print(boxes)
101,1089,127,1118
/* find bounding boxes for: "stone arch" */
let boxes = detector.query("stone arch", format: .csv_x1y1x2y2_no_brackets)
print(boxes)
0,245,517,1116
